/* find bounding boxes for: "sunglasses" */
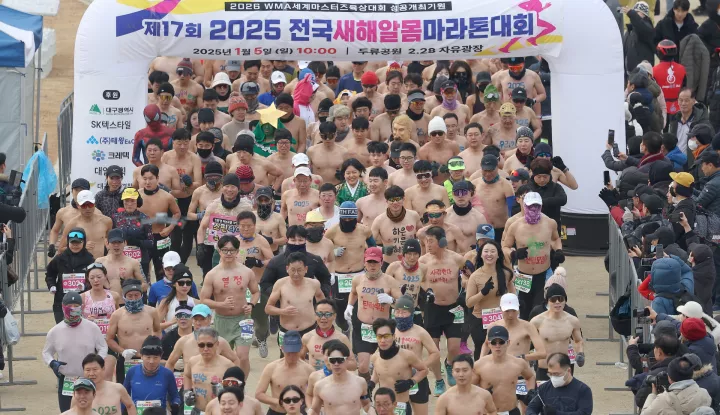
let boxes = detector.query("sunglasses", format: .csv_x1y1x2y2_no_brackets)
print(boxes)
320,134,334,140
86,263,105,271
536,153,552,158
362,84,377,89
485,93,500,100
176,280,192,287
328,357,346,364
386,110,399,116
448,160,465,169
453,189,470,197
376,333,394,341
387,197,403,203
222,379,243,388
176,68,192,76
221,249,238,255
416,172,432,180
548,295,565,303
490,339,506,346
176,313,192,320
69,231,85,239
198,342,216,349
276,140,291,145
427,212,443,219
283,397,302,404
159,95,173,102
430,131,445,137
315,311,335,318
80,202,95,209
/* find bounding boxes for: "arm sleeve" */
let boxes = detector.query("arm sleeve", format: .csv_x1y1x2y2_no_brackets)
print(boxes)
95,326,108,358
365,236,377,247
41,330,56,366
627,10,655,40
638,276,655,301
506,196,515,217
602,150,629,171
260,259,278,295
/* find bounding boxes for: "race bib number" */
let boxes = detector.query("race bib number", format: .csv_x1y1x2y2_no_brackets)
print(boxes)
136,400,162,415
481,307,503,329
409,382,419,396
278,330,285,346
124,358,142,373
207,214,239,243
123,246,142,260
449,306,464,324
245,289,251,303
239,319,254,340
361,323,377,343
62,376,78,396
516,379,528,395
156,237,171,250
94,318,109,337
174,372,183,390
338,274,353,294
568,344,576,364
184,404,194,415
62,273,85,292
394,402,408,415
513,269,532,293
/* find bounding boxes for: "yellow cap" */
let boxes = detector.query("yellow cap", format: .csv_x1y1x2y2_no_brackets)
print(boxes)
305,210,325,223
121,187,140,200
499,102,516,116
670,172,694,187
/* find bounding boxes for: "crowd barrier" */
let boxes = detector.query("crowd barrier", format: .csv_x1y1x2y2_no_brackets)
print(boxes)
56,93,73,202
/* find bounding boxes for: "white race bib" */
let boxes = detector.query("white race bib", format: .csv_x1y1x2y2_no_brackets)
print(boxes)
156,237,171,250
61,376,78,396
62,273,85,292
361,323,377,343
449,305,464,324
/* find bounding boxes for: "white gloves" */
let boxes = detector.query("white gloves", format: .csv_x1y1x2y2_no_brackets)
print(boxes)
622,208,634,223
122,349,138,360
334,246,346,257
377,293,394,305
49,286,56,294
344,305,353,323
330,273,336,285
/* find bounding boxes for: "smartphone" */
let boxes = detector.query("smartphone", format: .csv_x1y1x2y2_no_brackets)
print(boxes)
655,244,664,259
608,129,615,145
669,212,681,223
603,171,611,186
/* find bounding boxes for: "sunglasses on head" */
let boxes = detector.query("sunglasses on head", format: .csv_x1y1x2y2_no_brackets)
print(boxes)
387,197,403,203
315,311,335,318
328,357,346,364
222,379,243,388
453,189,470,197
197,342,216,349
69,231,85,239
427,212,443,219
490,339,506,346
416,172,432,180
86,263,105,271
283,397,302,404
485,93,499,100
448,160,464,169
176,280,192,287
430,131,445,137
548,295,565,303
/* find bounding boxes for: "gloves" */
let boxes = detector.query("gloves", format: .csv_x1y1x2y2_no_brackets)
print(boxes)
622,207,634,223
527,98,536,107
49,286,57,294
196,246,206,264
576,352,585,367
421,212,429,224
122,349,138,360
261,234,273,245
366,380,376,397
334,246,346,257
48,244,56,257
181,174,193,187
551,156,567,172
381,245,395,256
377,293,394,304
515,247,529,260
425,288,435,305
463,260,476,274
543,405,557,415
553,250,566,264
394,379,415,393
244,257,263,268
197,211,205,221
480,278,495,296
344,305,353,323
598,188,620,208
330,273,336,285
523,389,538,405
184,390,196,407
49,360,66,378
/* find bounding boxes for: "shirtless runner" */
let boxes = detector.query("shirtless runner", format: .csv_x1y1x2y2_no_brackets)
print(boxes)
471,155,515,243
183,327,235,414
226,134,284,189
203,366,263,415
493,57,546,116
370,95,403,142
416,202,463,254
96,226,147,297
357,167,389,227
404,161,451,216
301,299,356,371
171,59,204,112
458,123,486,178
434,355,497,415
48,179,88,257
385,240,428,316
61,378,98,415
75,354,136,415
281,167,320,226
310,341,370,415
371,186,422,271
132,139,182,193
254,186,287,254
444,181,488,252
387,144,419,191
429,81,472,131
60,190,112,259
417,117,460,167
307,122,349,185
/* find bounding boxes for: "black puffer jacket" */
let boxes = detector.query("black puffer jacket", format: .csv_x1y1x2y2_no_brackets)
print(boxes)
624,9,656,73
44,227,95,309
695,364,720,411
691,243,716,315
529,179,567,229
654,10,698,55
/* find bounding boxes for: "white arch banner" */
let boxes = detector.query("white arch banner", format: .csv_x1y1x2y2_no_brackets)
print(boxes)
73,0,624,215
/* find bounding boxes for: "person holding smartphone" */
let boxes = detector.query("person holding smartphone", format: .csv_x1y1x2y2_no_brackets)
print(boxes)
666,172,696,249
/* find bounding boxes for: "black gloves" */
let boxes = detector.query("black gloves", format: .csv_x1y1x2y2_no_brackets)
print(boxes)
463,260,475,274
244,257,263,268
170,403,180,415
480,278,495,296
47,244,56,257
576,352,585,367
261,234,273,245
394,379,415,393
522,389,538,405
553,249,565,264
381,245,395,256
196,245,206,264
49,360,66,378
366,380,376,397
514,247,529,261
180,174,193,187
552,156,568,172
425,288,435,305
599,188,620,208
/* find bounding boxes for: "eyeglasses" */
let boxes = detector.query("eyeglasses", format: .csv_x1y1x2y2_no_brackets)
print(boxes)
548,295,565,303
282,397,302,404
328,357,346,365
220,249,239,255
197,342,216,349
222,379,243,388
277,140,291,146
376,333,394,341
430,131,445,137
69,231,85,240
315,311,335,318
86,263,105,271
400,156,415,162
320,134,334,140
80,202,95,209
176,280,192,287
448,160,465,169
387,197,403,203
176,313,192,320
453,189,470,197
536,153,552,158
416,172,432,180
427,212,443,219
490,339,506,346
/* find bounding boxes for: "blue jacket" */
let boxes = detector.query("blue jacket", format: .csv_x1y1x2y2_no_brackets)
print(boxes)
650,255,695,315
124,365,180,408
694,170,720,216
335,72,362,94
688,334,719,374
258,91,277,107
666,147,688,170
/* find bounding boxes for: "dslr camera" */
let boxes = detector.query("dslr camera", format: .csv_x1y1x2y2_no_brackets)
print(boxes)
645,371,670,393
633,308,652,325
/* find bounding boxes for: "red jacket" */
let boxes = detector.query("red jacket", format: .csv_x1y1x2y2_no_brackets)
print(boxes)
638,275,655,300
653,61,686,115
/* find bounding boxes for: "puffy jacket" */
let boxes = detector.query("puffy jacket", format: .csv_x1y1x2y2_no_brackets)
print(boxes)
641,379,712,414
691,243,716,315
694,170,720,216
690,145,714,183
665,147,688,171
648,80,668,131
44,227,95,309
634,356,674,409
680,35,710,103
650,255,695,315
686,335,719,374
529,179,566,228
624,10,656,74
669,103,711,141
654,11,698,56
694,364,720,411
618,166,651,198
698,8,720,74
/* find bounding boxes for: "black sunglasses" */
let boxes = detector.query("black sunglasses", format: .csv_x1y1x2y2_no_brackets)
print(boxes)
283,397,302,404
329,357,346,365
176,280,192,287
490,339,506,346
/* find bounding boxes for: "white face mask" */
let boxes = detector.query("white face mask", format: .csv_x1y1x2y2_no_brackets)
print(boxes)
688,139,699,151
550,372,567,388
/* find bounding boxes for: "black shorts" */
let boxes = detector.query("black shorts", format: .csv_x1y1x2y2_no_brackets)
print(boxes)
424,302,463,339
413,311,424,327
351,309,379,355
409,378,430,404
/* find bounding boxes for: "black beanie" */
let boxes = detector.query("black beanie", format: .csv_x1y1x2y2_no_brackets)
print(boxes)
223,173,240,187
667,356,694,382
141,335,163,356
403,239,421,254
384,94,402,111
223,366,246,383
545,283,567,301
205,161,223,176
198,108,214,124
233,135,255,153
318,98,334,113
675,183,693,198
275,93,294,108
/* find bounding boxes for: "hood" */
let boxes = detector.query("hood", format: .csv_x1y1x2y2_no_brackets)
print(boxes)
694,364,714,380
66,227,88,251
633,88,654,106
648,79,661,98
650,257,683,294
691,244,714,264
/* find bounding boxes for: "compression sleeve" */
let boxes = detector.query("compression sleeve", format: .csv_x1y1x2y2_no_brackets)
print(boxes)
506,196,515,217
365,236,377,247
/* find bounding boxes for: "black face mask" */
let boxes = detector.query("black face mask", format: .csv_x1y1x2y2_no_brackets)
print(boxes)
257,203,273,220
144,187,159,196
378,342,400,360
286,243,306,253
221,194,241,209
453,72,469,86
197,148,213,159
339,219,358,233
306,228,324,243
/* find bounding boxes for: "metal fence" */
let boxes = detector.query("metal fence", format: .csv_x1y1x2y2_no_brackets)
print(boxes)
57,93,73,204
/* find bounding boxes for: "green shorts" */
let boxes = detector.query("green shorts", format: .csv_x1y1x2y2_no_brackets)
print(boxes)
213,313,254,348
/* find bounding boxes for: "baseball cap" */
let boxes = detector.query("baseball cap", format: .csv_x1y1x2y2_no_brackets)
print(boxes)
677,301,704,319
476,71,492,83
390,141,403,158
440,79,456,91
407,89,426,103
670,172,695,188
364,247,383,262
240,82,260,95
524,191,543,206
107,228,125,243
628,183,653,198
73,378,96,392
175,304,194,316
294,166,312,177
63,291,83,306
121,187,140,200
481,155,499,171
509,169,530,182
640,193,664,213
105,165,124,178
226,60,241,71
452,181,471,192
305,210,325,223
256,186,274,201
476,224,495,241
394,295,415,311
283,330,302,353
271,71,287,85
191,304,212,318
499,102,516,116
292,153,310,167
447,157,465,171
511,87,527,101
487,325,509,342
71,178,91,191
163,251,182,268
700,151,720,166
500,293,520,311
77,190,95,206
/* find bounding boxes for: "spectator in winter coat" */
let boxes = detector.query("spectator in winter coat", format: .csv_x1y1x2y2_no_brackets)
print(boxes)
638,132,668,173
690,245,716,315
698,0,720,91
668,88,710,155
647,226,688,261
688,124,716,181
693,151,720,216
649,255,694,315
679,35,710,103
667,172,696,244
684,352,720,411
623,2,657,75
680,317,718,373
641,354,712,415
654,0,698,55
651,301,720,346
649,160,674,197
662,133,687,170
631,334,680,409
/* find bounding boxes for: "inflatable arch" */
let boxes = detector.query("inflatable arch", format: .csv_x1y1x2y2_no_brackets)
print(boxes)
73,0,625,246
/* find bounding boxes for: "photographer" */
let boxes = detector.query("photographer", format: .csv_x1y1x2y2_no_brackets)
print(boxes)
631,335,680,409
684,353,720,412
623,192,669,243
641,354,711,414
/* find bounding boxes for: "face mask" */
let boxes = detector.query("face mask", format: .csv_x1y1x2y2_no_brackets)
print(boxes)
286,243,306,253
62,305,83,327
257,203,273,220
319,116,328,123
688,139,699,151
339,219,358,233
124,297,144,313
206,179,219,191
453,72,469,86
306,228,324,243
524,204,542,225
550,372,567,388
197,148,213,158
395,315,414,331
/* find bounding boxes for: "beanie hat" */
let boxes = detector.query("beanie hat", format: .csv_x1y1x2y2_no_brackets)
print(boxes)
690,124,714,145
233,135,255,154
544,267,567,291
177,58,193,73
223,367,246,383
141,335,163,356
360,71,379,85
667,355,694,382
403,239,421,254
229,95,248,113
234,166,254,183
205,161,223,176
158,82,175,97
633,1,650,15
384,94,402,111
223,173,241,187
198,108,214,124
680,317,706,341
428,116,447,134
318,98,334,113
339,201,358,219
534,143,553,157
653,320,678,337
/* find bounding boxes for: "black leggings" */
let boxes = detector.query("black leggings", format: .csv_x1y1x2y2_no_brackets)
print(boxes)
468,313,486,361
518,269,550,321
170,197,197,264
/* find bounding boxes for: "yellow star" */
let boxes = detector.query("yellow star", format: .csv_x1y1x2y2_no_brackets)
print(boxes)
257,103,287,129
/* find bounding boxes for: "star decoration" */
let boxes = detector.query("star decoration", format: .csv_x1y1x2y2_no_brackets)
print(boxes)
257,103,287,129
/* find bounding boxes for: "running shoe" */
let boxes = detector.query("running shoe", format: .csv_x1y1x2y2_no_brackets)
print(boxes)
434,379,446,396
258,339,269,358
459,341,472,355
445,360,456,386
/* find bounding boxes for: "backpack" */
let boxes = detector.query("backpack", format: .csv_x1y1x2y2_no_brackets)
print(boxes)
655,290,700,313
694,208,720,246
611,281,632,337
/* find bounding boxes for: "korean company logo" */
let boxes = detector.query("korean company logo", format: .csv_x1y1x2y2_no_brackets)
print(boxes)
89,104,102,115
91,150,106,162
86,136,99,145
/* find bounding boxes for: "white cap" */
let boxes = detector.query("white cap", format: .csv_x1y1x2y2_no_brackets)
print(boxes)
210,72,232,88
294,166,312,177
271,71,286,85
428,116,447,134
500,293,520,311
677,301,704,318
77,190,95,205
292,153,310,167
298,61,310,69
163,251,181,268
524,192,543,207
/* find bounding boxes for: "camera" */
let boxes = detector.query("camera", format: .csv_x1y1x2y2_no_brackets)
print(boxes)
633,308,652,325
645,371,670,393
0,170,23,207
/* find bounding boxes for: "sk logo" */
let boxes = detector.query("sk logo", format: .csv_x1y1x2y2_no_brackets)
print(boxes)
89,104,101,115
86,136,99,145
91,150,106,162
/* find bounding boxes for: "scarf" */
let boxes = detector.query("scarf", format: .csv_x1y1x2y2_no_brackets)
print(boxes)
378,342,400,360
246,99,259,114
694,143,710,160
638,152,665,167
142,365,160,377
336,128,350,143
221,194,241,209
482,174,500,184
516,151,530,165
63,305,82,327
401,258,419,273
452,203,473,216
316,326,335,338
143,187,159,196
441,93,458,111
387,207,406,223
406,108,424,121
281,113,295,123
